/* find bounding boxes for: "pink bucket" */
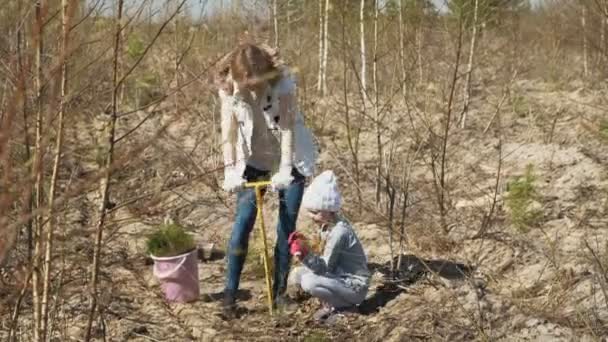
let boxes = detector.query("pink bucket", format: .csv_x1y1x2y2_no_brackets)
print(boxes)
151,249,199,303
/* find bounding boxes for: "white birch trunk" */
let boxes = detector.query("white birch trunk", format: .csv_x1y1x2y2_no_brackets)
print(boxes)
317,0,324,94
321,0,329,96
461,0,479,129
273,0,279,47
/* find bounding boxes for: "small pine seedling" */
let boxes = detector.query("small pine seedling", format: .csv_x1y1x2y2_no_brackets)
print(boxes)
146,223,196,257
506,164,542,232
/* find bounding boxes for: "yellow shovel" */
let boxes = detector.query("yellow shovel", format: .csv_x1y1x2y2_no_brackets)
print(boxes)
244,181,274,315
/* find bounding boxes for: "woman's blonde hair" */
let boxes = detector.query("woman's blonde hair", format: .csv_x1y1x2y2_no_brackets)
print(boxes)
211,39,285,93
230,43,282,89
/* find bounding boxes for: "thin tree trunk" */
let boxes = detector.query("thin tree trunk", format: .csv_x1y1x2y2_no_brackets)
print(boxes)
16,0,34,264
340,7,361,209
32,1,47,340
0,2,26,274
321,0,329,97
602,15,606,62
582,5,588,79
396,143,421,271
317,0,324,95
85,0,123,339
286,0,291,39
385,142,396,273
174,9,180,116
601,1,607,64
461,0,479,128
41,1,72,339
273,0,279,47
373,0,381,207
438,20,465,234
360,0,367,106
8,270,33,342
398,0,407,99
417,27,423,85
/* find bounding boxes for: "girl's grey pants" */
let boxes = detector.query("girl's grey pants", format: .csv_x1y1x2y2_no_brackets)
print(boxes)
289,266,368,309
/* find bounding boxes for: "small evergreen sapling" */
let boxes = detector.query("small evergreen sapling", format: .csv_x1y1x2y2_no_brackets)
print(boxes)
506,164,542,232
146,223,196,257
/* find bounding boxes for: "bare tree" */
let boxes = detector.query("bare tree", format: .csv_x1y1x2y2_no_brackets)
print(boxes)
32,1,47,340
360,0,367,106
416,17,424,85
432,16,465,234
599,1,606,62
581,3,589,79
321,0,330,95
41,1,74,340
398,0,407,99
286,0,291,38
317,0,325,96
461,0,480,128
373,0,382,207
596,0,608,64
339,5,362,208
84,1,187,337
272,0,279,47
85,0,124,338
16,0,34,264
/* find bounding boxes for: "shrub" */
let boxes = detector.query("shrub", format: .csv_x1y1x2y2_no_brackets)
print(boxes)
511,94,529,118
127,34,145,60
506,164,542,232
146,223,196,257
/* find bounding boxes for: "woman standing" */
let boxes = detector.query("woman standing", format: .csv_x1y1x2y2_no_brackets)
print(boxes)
214,42,317,317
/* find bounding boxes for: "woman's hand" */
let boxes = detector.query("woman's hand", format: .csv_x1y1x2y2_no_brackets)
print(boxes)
222,170,246,193
271,168,294,191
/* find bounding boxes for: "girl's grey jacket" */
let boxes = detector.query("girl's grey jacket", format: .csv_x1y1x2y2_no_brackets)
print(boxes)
302,219,371,291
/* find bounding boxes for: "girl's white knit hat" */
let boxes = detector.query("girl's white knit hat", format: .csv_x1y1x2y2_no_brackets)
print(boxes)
301,170,341,212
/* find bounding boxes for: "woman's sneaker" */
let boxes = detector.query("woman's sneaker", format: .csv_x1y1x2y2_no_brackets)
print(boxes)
221,291,237,319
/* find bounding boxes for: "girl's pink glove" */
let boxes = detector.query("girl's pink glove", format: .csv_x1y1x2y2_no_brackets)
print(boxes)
288,232,309,258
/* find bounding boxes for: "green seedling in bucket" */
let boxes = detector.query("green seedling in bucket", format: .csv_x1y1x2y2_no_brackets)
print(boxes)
146,223,195,257
147,223,200,303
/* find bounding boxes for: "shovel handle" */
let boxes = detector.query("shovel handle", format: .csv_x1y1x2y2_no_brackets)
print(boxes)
245,180,274,315
244,181,271,188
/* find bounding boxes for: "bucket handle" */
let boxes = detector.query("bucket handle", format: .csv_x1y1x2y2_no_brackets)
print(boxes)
153,254,188,279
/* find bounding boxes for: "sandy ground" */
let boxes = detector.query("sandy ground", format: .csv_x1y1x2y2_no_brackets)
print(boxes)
1,79,607,341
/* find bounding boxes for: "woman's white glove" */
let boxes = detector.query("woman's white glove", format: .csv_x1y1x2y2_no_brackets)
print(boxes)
270,168,294,191
223,170,246,193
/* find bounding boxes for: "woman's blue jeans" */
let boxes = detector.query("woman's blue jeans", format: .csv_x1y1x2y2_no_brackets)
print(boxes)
224,165,305,300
